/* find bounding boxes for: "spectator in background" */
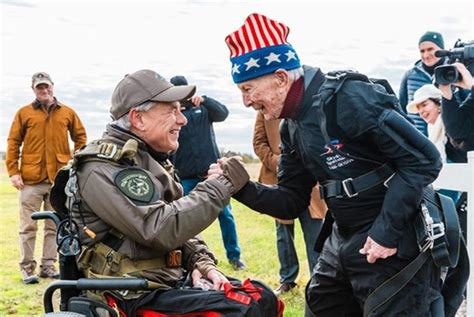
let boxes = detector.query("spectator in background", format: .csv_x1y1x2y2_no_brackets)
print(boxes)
253,112,325,296
406,84,466,163
438,63,474,151
171,75,246,271
6,72,87,284
399,31,447,136
406,84,467,237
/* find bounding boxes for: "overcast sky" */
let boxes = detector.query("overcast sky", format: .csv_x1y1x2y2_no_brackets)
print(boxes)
1,0,473,154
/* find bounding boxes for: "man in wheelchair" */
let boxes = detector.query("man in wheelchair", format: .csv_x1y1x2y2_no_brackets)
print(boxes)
44,69,281,316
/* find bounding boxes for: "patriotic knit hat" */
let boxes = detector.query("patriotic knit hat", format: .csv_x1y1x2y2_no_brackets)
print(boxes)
225,13,301,83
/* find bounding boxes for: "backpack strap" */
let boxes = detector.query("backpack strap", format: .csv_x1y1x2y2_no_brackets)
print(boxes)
314,70,395,198
314,70,384,166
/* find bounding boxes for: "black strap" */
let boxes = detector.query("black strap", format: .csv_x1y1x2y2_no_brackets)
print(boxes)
314,71,385,166
364,191,461,316
101,232,124,252
320,163,394,199
363,251,430,316
433,193,460,267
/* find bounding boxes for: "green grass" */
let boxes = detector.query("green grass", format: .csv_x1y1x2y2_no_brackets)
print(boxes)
0,168,309,316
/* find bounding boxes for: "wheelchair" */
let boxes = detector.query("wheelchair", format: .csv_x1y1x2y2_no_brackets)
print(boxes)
32,211,283,317
33,211,151,317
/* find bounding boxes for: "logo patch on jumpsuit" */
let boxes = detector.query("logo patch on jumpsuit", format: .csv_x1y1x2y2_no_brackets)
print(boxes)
114,168,155,203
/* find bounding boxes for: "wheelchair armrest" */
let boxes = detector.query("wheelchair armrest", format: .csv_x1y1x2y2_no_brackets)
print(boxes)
31,211,62,227
44,278,150,313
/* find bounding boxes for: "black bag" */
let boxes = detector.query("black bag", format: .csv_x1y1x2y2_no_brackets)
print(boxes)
109,278,284,317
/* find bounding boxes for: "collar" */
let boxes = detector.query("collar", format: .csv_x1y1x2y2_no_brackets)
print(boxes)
279,77,304,119
32,97,60,110
421,58,445,76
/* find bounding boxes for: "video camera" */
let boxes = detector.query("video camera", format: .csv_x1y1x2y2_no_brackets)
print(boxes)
434,39,474,85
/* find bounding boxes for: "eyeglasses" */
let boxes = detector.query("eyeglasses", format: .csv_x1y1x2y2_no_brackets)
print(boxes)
56,219,82,257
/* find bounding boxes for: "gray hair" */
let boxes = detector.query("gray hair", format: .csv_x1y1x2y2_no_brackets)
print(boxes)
112,101,156,130
287,67,304,81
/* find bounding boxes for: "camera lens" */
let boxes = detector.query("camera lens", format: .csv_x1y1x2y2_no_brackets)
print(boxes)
443,68,458,82
435,65,462,85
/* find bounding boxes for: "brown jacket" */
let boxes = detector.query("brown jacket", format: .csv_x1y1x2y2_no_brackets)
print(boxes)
6,101,87,184
73,125,239,285
253,112,327,221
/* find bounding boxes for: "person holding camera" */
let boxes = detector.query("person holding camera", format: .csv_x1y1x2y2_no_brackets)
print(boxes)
438,62,474,151
399,31,447,136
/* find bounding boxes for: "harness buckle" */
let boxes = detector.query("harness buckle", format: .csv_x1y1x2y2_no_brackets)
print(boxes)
342,178,358,198
383,173,396,188
419,203,445,252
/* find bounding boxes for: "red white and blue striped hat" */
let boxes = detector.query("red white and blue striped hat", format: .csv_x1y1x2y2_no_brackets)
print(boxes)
225,13,301,83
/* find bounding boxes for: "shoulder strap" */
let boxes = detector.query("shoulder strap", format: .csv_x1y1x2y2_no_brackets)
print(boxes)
75,139,139,165
314,70,383,165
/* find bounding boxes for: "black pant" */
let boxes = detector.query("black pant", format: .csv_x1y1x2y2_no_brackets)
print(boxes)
306,223,442,316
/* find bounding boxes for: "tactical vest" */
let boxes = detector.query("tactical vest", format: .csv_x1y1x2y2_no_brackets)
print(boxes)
50,138,181,288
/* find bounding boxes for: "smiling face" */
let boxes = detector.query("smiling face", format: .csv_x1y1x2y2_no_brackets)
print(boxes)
33,83,54,105
419,41,442,67
131,101,187,153
236,70,290,120
416,99,440,125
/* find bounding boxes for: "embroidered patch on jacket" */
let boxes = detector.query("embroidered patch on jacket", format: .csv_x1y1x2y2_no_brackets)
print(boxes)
114,168,155,203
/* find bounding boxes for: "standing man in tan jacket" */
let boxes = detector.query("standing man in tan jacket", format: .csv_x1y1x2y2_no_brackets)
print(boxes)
6,72,87,284
253,112,325,297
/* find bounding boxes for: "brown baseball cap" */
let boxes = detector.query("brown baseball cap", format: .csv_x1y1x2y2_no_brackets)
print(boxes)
32,72,53,88
110,69,196,120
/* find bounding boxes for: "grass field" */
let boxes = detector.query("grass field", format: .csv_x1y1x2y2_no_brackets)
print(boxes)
0,163,309,316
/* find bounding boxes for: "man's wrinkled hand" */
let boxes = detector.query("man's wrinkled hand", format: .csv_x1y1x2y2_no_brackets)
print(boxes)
10,174,24,190
207,162,223,179
359,236,397,264
206,268,229,290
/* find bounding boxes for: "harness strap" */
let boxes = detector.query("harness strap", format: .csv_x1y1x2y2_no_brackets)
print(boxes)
363,251,430,316
320,163,394,199
417,192,460,268
364,191,461,316
79,241,180,277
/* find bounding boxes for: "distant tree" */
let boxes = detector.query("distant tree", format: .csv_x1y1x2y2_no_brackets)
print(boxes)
219,148,259,164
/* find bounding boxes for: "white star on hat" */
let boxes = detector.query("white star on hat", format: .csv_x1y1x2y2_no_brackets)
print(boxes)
232,63,241,74
245,57,260,71
264,52,281,65
285,50,297,61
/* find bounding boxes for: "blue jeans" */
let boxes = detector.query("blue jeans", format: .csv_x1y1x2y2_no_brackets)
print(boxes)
181,178,241,261
276,210,322,284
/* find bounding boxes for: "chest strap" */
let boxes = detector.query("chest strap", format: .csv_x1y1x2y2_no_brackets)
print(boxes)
79,239,182,277
320,163,395,199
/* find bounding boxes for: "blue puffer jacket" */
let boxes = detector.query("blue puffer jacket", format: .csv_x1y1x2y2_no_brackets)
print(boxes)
399,60,438,136
173,96,228,179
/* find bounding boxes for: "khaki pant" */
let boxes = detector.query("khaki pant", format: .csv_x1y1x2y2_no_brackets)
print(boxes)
19,182,57,271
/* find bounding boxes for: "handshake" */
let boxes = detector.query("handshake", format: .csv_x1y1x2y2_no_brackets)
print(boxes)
207,156,250,194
